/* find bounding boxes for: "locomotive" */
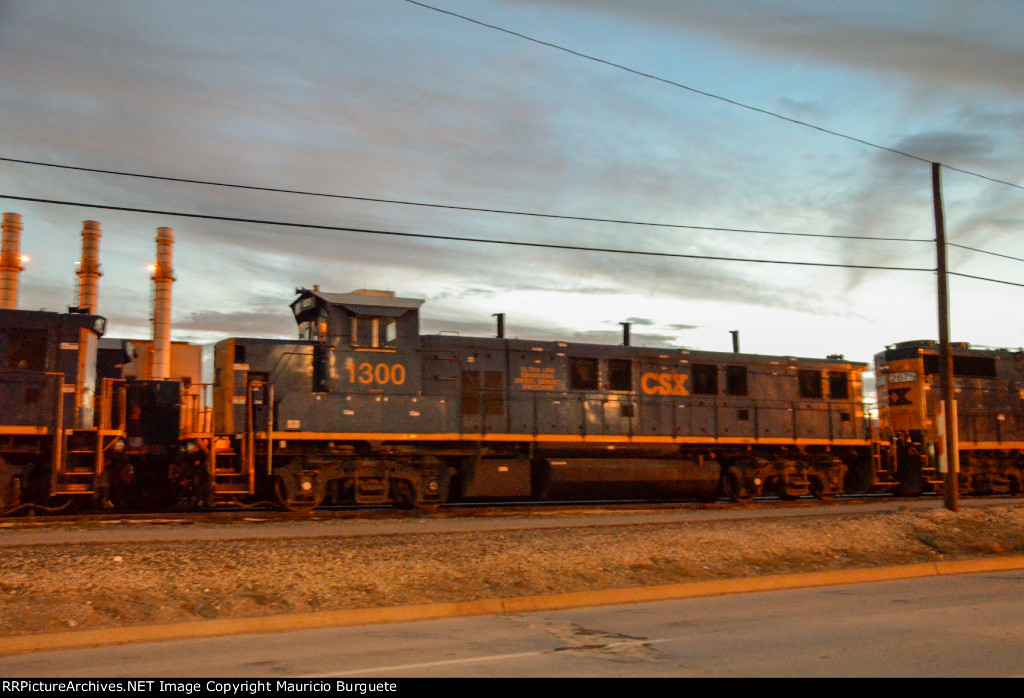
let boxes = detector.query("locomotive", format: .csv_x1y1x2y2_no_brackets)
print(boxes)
0,307,121,510
1,212,1023,513
202,286,873,510
875,340,1024,496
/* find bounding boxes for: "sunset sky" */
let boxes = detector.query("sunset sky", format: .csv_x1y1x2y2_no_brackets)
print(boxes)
2,0,1023,401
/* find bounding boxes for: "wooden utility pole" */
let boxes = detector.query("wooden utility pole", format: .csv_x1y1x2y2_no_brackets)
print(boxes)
933,162,959,512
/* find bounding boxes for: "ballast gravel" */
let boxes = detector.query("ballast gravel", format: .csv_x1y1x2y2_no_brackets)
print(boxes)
1,502,1023,638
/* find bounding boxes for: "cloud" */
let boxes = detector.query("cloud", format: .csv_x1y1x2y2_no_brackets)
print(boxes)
174,309,295,337
889,131,1001,169
506,0,1024,95
3,0,1021,366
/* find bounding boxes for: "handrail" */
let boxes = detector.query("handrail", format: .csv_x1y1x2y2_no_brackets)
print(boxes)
46,372,64,490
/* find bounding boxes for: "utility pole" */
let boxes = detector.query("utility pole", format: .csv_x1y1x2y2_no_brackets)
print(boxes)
933,162,959,512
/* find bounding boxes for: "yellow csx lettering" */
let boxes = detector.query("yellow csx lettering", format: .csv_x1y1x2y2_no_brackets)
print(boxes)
641,372,689,396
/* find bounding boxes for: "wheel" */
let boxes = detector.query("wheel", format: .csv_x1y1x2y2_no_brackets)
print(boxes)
389,479,441,511
274,476,325,512
390,475,448,512
723,471,754,504
809,477,835,501
1009,473,1023,497
391,480,417,510
1,475,22,513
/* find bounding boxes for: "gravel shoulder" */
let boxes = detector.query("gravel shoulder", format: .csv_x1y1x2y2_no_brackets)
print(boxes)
2,500,1023,638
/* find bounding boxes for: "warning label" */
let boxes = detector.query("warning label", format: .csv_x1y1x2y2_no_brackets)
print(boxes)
514,366,560,391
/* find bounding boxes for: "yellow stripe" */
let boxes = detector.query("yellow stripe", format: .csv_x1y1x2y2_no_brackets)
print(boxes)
958,442,1024,450
0,426,49,435
0,428,126,437
258,431,869,447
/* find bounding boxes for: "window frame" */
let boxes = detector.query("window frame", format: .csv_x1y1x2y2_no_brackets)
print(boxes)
351,315,398,350
798,369,823,399
691,363,719,396
568,356,600,390
725,365,748,397
828,371,849,400
607,358,633,392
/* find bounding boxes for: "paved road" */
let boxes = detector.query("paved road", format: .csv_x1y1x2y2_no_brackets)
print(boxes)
2,568,1022,677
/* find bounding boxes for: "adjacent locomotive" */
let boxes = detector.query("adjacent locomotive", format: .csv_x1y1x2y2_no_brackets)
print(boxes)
875,340,1024,496
0,308,125,510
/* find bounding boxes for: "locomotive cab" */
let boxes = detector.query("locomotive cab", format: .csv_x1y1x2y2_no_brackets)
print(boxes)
209,288,441,511
0,309,108,430
291,287,424,396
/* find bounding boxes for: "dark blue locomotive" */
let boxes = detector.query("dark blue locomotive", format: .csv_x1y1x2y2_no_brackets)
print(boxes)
199,287,874,510
0,306,205,512
0,308,124,510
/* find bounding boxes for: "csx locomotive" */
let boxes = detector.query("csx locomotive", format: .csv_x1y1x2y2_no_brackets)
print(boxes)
206,286,871,510
875,340,1024,496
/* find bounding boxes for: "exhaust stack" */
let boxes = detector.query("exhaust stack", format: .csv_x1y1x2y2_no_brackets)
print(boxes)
151,227,175,380
76,221,102,314
0,213,25,310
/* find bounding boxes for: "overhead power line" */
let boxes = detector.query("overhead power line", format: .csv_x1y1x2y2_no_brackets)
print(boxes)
8,192,1024,288
0,156,928,243
3,159,1020,269
948,242,1024,265
0,193,935,273
9,156,1023,265
402,0,1024,193
949,271,1024,290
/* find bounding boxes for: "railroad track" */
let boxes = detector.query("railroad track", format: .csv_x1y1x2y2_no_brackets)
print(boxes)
0,491,946,528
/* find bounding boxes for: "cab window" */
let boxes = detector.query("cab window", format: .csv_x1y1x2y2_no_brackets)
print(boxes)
351,316,397,349
2,328,48,370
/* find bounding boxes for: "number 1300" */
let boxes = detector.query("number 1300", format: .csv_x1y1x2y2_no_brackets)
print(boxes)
346,362,406,386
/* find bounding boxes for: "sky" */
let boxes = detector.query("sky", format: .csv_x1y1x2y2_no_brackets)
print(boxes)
1,0,1023,404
